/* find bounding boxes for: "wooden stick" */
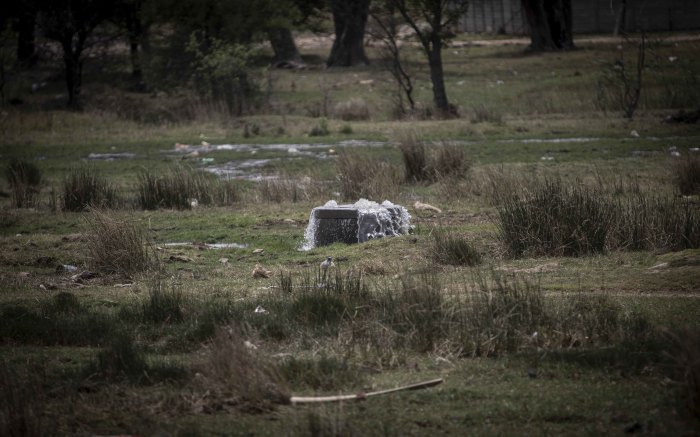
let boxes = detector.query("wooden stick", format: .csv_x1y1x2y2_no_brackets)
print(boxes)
289,378,443,404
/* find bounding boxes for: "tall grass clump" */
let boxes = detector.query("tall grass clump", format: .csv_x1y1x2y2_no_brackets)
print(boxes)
195,327,290,411
61,166,118,211
84,208,157,274
332,98,370,121
612,194,700,251
92,330,149,381
141,280,185,323
336,151,400,201
665,328,700,418
397,135,470,183
673,152,700,196
498,178,613,257
137,165,238,209
431,228,482,266
5,158,41,208
458,273,547,356
0,363,48,437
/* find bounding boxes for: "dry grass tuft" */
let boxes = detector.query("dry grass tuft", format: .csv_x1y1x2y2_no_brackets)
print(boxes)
5,158,42,208
332,98,370,121
84,208,157,274
397,133,470,183
195,326,290,412
336,151,401,201
673,152,700,196
61,166,118,211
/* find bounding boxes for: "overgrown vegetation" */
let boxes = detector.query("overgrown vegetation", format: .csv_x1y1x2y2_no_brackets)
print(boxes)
430,228,482,266
137,165,238,210
84,208,157,274
336,151,401,200
5,158,41,208
61,166,118,211
673,153,700,196
398,135,470,183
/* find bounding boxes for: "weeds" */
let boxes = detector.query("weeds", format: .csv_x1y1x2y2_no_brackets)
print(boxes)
142,280,185,324
470,104,503,124
336,151,401,201
280,355,363,391
195,326,290,411
84,208,157,274
61,166,118,211
0,363,49,437
431,228,482,266
332,98,370,121
137,165,238,210
497,178,612,257
309,118,330,137
665,328,700,418
673,152,700,196
93,330,149,381
397,135,470,183
5,158,41,208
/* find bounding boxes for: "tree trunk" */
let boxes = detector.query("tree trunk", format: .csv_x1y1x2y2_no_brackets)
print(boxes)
427,37,451,116
62,34,85,108
613,0,627,36
17,8,37,66
267,27,304,68
327,0,370,67
521,0,574,51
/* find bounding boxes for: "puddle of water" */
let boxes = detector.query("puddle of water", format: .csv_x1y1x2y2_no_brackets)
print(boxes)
169,140,387,155
87,152,137,160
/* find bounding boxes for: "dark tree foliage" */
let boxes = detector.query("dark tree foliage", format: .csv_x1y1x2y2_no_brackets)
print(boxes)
390,0,468,117
327,0,371,67
37,0,117,107
521,0,575,51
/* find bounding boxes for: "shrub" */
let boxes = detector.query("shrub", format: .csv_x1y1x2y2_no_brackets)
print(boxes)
84,208,157,274
336,151,401,201
309,118,329,137
398,135,470,183
61,166,118,211
5,158,41,208
431,228,482,266
673,152,700,196
137,165,238,210
497,178,613,257
332,98,370,121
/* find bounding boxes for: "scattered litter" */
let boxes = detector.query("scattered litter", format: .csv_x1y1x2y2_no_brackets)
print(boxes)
288,147,299,154
254,305,268,314
413,201,442,215
219,257,230,265
71,271,98,282
244,340,258,350
630,129,639,137
691,147,699,152
670,150,681,157
668,56,678,62
496,79,504,85
252,248,264,254
540,156,554,161
190,198,199,208
648,262,669,270
57,264,78,273
169,254,194,263
359,79,374,85
19,272,30,278
252,263,272,279
114,283,133,288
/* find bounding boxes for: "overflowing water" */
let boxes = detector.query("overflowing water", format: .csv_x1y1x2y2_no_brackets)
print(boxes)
301,199,411,250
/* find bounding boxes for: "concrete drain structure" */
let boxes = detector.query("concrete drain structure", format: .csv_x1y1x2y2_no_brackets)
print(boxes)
302,199,411,249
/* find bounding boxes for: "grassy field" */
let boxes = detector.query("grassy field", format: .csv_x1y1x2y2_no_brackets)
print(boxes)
1,32,700,436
